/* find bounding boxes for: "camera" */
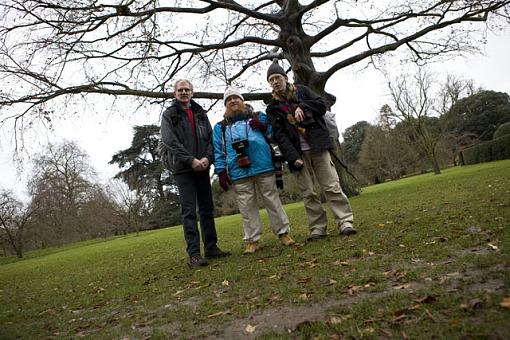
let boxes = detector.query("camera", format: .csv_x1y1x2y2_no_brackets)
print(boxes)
272,145,284,189
231,139,251,168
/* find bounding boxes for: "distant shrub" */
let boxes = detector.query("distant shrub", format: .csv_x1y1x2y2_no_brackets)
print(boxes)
461,134,510,165
493,122,510,139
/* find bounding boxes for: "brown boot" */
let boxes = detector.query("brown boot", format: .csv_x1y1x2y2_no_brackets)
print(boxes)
242,241,258,255
279,233,296,246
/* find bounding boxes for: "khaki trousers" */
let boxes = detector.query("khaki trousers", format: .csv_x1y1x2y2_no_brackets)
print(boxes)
293,150,353,236
234,173,290,242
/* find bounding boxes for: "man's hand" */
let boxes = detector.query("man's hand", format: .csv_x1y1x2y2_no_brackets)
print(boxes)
192,157,210,171
294,107,305,122
294,159,304,169
199,157,210,169
192,158,205,171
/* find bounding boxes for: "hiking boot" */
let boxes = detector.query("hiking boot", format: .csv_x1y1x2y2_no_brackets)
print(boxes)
307,234,327,242
205,246,232,259
279,233,296,246
339,222,357,236
188,254,209,268
242,242,258,256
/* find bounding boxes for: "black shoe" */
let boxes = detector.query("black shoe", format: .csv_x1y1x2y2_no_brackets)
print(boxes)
204,247,231,259
188,254,209,268
307,234,327,242
341,227,357,236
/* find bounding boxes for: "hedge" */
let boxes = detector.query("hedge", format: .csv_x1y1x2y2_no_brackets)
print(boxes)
460,134,510,165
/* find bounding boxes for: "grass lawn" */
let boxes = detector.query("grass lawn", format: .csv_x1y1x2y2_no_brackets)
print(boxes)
1,160,509,339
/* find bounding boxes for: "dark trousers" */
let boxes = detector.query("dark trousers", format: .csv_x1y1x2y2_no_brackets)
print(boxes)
175,171,218,257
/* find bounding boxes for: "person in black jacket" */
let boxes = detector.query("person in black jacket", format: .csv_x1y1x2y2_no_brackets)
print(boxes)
161,79,230,267
265,61,358,241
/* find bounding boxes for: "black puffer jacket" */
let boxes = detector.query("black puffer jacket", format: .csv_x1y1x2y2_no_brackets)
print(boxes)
160,99,214,175
266,84,330,171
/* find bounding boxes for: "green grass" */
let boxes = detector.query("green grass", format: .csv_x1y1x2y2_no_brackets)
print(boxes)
1,160,509,339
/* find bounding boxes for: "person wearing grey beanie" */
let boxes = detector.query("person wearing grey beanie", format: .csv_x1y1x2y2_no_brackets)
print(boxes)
265,63,358,241
267,59,287,81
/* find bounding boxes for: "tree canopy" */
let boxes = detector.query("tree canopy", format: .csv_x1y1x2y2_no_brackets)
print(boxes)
1,0,509,133
445,90,510,141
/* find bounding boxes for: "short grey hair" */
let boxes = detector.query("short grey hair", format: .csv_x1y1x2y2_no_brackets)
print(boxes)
173,79,194,92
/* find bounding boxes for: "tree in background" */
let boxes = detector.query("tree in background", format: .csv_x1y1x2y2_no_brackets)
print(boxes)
358,123,421,184
386,69,473,174
445,91,510,142
109,125,180,228
1,1,509,134
341,121,371,165
0,190,36,258
107,179,145,235
28,141,117,247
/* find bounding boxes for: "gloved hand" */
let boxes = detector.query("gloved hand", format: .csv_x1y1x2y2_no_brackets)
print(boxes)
249,118,267,133
290,159,304,171
218,170,232,191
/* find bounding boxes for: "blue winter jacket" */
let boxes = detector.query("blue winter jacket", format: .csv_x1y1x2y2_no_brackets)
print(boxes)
213,111,274,182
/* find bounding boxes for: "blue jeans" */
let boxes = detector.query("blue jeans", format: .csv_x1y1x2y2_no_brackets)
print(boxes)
175,171,218,257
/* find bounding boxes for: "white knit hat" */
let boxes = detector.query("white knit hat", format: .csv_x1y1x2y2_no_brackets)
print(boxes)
223,87,244,105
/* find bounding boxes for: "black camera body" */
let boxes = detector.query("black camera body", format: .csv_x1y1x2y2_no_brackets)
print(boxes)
272,145,284,189
231,139,251,168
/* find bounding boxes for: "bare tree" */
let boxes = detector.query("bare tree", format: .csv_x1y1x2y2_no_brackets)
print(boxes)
0,0,508,135
0,190,36,258
387,69,444,174
108,179,145,235
28,140,102,245
387,69,477,173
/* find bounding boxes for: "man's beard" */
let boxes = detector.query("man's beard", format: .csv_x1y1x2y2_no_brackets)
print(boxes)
225,101,246,117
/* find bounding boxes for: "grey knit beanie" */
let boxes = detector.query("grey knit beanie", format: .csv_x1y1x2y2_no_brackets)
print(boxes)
267,60,287,80
223,86,244,105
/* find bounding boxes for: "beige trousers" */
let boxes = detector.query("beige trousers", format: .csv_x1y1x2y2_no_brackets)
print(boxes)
293,150,353,236
233,173,290,242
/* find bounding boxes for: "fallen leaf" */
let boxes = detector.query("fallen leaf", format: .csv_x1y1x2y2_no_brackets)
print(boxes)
328,279,337,286
378,223,385,228
299,292,313,300
364,281,376,288
469,298,483,309
329,316,343,325
381,329,393,337
297,277,312,284
267,293,281,303
392,283,411,290
488,243,499,250
222,279,229,286
333,260,350,266
329,314,352,325
245,324,257,333
414,295,436,304
207,310,229,318
173,289,185,296
500,297,510,309
346,285,362,295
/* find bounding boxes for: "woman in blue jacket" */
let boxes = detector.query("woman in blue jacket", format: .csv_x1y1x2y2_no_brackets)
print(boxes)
213,87,295,255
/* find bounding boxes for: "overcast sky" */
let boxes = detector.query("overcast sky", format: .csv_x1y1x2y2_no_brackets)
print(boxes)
1,28,509,199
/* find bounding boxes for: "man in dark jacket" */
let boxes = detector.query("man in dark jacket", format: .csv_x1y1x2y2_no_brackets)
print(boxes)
161,79,230,267
265,61,358,241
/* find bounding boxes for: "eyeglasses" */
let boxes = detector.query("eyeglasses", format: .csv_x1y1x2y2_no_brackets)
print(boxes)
176,88,191,93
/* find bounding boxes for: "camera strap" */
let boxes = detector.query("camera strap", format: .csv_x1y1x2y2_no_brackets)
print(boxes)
220,112,277,162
